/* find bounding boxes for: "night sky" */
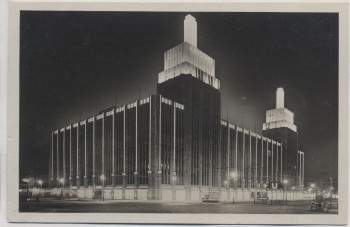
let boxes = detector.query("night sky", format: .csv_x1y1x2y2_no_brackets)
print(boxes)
20,11,338,187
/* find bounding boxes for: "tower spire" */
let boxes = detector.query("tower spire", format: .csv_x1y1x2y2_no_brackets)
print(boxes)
276,87,284,108
184,14,197,47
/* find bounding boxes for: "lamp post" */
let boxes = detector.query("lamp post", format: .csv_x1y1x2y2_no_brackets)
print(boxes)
100,174,105,201
37,180,43,197
38,180,43,189
59,178,64,187
171,173,177,203
310,183,316,201
22,178,30,198
230,171,238,204
58,178,64,200
283,179,288,205
224,179,229,201
330,186,334,207
291,186,295,200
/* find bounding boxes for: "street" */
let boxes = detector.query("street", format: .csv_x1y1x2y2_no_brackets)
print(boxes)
19,199,334,214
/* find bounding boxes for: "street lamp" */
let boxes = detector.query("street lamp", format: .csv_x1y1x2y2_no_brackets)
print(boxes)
37,179,43,197
224,180,229,188
283,179,288,205
22,178,30,198
171,173,177,203
37,180,43,188
230,171,238,204
59,178,64,187
310,183,317,201
292,186,295,199
263,183,267,190
100,174,106,201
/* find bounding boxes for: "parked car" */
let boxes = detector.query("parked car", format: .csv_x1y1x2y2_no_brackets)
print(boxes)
202,191,219,202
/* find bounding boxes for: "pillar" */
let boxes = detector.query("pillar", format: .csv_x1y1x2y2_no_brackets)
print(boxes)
248,131,252,189
84,121,87,188
280,144,283,182
134,172,138,200
171,171,176,202
255,134,258,188
51,131,54,188
112,110,116,188
76,123,80,188
122,105,126,200
234,127,238,189
63,128,66,188
261,137,264,185
92,118,96,189
242,129,245,189
266,139,269,184
158,170,162,200
147,96,152,200
271,140,274,183
171,103,177,201
276,143,279,182
69,125,72,188
134,102,138,200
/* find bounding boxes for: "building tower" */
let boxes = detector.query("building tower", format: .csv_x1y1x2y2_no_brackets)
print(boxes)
157,14,221,200
262,88,299,188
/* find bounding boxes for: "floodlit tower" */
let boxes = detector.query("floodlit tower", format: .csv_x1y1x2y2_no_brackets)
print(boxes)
263,87,299,188
157,14,221,200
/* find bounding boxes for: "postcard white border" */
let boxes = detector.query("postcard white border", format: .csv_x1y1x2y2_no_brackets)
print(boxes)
7,1,349,224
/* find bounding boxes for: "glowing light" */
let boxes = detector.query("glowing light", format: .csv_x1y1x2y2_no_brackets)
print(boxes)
230,171,238,179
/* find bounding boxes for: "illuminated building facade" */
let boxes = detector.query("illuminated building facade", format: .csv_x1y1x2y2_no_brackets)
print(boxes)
48,14,304,201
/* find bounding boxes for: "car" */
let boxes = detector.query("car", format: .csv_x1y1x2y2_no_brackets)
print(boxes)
202,193,219,202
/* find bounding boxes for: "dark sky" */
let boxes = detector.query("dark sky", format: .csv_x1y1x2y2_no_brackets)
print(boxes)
20,11,338,186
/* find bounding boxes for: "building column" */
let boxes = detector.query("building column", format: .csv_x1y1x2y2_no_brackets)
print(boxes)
280,144,283,182
226,123,230,196
242,130,245,189
56,130,59,187
122,105,126,200
271,140,274,183
147,96,152,200
63,128,66,188
260,137,264,186
134,101,139,200
255,135,258,188
92,118,96,190
171,103,177,201
248,131,252,189
102,114,105,188
49,131,53,188
76,123,80,188
112,110,116,188
50,131,54,188
266,139,269,184
158,170,162,200
68,125,72,188
158,98,162,200
234,127,238,189
171,171,176,202
84,120,88,188
276,143,279,182
134,172,138,200
301,152,305,191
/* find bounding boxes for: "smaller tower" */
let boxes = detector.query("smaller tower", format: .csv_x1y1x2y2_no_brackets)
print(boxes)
263,87,299,188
